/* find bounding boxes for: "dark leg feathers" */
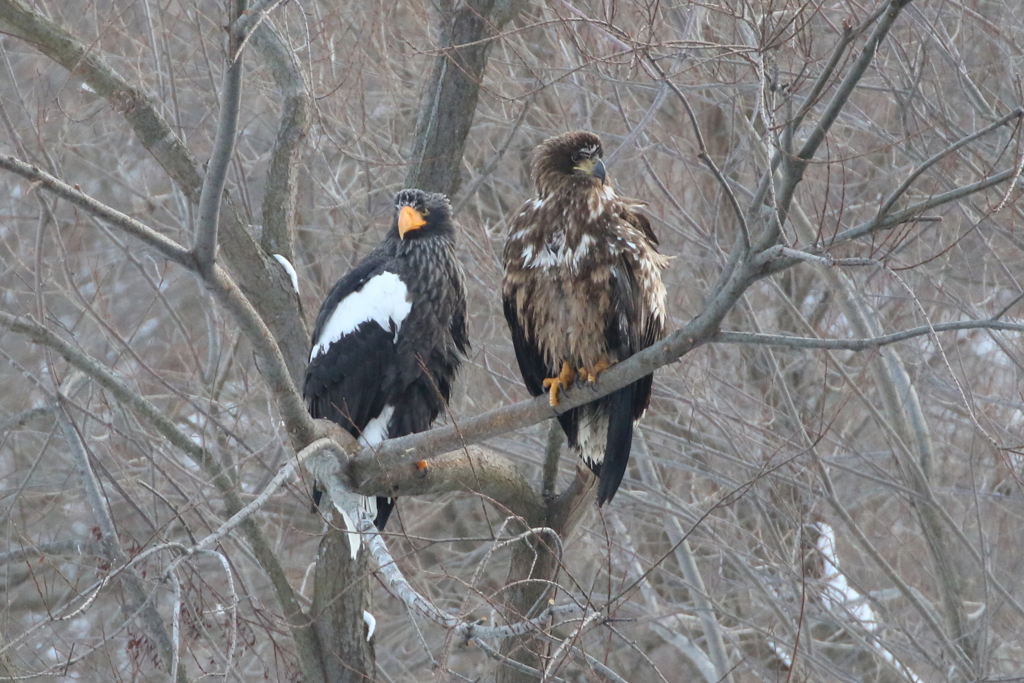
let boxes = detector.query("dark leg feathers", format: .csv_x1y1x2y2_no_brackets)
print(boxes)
374,496,395,531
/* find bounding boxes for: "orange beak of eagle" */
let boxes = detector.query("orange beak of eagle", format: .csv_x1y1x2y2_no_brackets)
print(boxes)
398,205,427,240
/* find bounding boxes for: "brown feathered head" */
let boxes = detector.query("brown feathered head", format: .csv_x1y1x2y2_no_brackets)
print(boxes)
531,130,607,197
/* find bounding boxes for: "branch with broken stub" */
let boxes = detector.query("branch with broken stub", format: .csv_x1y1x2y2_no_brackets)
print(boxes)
302,437,592,644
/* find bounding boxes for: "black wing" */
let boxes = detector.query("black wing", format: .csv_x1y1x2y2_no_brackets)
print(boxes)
304,254,400,436
502,294,581,449
304,255,404,529
305,320,397,432
502,296,546,397
450,304,470,357
596,255,657,505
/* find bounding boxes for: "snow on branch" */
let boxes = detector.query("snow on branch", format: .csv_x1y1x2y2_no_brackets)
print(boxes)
813,523,922,683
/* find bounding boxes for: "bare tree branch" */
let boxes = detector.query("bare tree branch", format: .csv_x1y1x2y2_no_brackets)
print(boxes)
647,57,751,250
0,153,194,266
0,0,310,381
4,1,1024,680
634,434,733,683
0,309,325,683
0,540,103,567
55,373,186,683
762,0,916,248
715,321,1024,351
876,107,1023,220
194,3,246,273
0,157,315,445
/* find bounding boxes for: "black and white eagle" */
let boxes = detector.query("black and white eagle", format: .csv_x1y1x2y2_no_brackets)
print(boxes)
502,131,668,505
304,189,469,530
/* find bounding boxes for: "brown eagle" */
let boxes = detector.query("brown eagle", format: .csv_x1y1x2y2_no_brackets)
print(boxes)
502,131,669,505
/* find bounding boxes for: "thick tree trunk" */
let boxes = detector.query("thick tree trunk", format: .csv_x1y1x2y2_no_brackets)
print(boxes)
495,535,561,681
313,531,376,683
496,471,595,683
406,0,528,197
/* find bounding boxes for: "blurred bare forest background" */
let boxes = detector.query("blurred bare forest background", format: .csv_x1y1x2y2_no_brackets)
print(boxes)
2,0,1024,681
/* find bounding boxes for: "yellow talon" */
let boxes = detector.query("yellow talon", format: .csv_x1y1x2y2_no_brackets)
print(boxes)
578,358,611,384
542,360,575,407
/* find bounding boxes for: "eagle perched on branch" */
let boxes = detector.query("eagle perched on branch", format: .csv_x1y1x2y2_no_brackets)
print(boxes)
502,131,668,505
304,189,469,530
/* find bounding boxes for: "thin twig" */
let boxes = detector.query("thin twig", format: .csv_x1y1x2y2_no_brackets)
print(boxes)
634,434,732,683
194,438,342,553
56,374,184,682
0,540,103,567
715,320,1024,351
472,638,568,683
812,453,975,673
454,101,532,214
645,57,750,250
828,167,1018,247
352,507,584,641
0,155,314,442
0,310,320,680
876,107,1023,219
759,0,916,248
0,153,193,267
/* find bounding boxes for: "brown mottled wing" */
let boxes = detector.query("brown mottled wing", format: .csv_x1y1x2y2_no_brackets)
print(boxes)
502,295,547,398
607,253,655,419
610,206,665,412
502,203,583,448
502,204,552,398
598,209,667,505
618,199,659,245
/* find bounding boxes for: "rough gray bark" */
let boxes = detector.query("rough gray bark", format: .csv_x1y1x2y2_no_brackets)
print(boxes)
313,531,376,683
495,472,595,683
405,0,528,196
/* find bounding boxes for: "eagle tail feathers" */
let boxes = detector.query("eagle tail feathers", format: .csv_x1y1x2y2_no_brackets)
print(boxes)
597,383,636,506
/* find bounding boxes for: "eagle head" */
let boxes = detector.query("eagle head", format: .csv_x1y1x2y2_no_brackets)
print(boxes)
532,130,607,197
393,188,454,241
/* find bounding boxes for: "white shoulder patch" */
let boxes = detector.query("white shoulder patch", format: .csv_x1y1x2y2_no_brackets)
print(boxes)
311,272,411,360
272,254,300,294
